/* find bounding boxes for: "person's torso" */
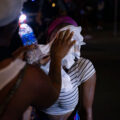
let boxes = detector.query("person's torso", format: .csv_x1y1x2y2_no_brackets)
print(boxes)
42,57,95,118
42,59,80,115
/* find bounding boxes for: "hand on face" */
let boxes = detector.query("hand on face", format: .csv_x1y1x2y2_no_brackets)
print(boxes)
50,29,76,61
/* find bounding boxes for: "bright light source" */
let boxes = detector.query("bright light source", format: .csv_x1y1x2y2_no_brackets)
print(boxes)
52,3,56,7
19,14,27,23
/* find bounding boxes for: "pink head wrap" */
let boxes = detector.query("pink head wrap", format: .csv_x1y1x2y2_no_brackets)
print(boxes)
47,16,78,36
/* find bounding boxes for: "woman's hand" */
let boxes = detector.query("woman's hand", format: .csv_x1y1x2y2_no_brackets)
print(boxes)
50,29,76,61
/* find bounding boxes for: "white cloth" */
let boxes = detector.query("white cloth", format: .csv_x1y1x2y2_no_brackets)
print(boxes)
41,61,73,92
56,25,85,69
39,25,85,69
26,25,85,92
0,0,26,27
26,43,52,64
0,59,26,90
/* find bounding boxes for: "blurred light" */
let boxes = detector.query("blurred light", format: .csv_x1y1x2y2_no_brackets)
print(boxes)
19,23,27,29
52,3,56,7
32,0,35,2
19,13,27,24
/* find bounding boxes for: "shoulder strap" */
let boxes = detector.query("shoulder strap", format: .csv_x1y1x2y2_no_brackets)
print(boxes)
0,64,27,117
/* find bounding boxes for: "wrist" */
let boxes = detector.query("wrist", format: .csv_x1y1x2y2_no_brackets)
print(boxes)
51,55,62,63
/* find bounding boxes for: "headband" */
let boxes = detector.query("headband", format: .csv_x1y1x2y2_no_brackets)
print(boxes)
47,16,78,36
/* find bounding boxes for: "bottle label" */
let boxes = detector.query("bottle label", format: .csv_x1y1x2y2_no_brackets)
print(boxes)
21,32,37,46
19,24,37,46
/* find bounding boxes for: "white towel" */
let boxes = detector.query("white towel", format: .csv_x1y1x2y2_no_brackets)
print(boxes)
41,61,73,92
57,25,85,69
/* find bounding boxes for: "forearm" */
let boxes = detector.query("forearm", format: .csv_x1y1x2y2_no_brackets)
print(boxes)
79,73,96,120
48,30,75,95
49,58,62,94
79,107,93,120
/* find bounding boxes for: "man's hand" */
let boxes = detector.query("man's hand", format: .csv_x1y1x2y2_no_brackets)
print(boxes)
12,45,37,60
50,29,76,61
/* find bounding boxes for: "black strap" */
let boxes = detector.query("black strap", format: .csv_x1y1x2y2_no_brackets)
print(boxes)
0,64,27,116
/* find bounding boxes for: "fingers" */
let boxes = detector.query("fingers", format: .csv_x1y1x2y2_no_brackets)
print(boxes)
22,45,37,53
57,29,73,42
52,29,74,47
52,36,58,45
66,31,74,43
58,31,64,40
63,30,74,48
62,29,70,42
69,40,76,48
26,44,37,49
12,45,37,57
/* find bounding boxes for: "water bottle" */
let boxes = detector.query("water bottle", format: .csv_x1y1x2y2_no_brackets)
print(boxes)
19,23,41,64
19,23,38,46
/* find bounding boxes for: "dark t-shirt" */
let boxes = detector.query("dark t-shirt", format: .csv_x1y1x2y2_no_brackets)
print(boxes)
0,29,22,61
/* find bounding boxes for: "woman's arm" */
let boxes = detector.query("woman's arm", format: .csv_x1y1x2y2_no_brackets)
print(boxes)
79,73,96,120
49,30,75,95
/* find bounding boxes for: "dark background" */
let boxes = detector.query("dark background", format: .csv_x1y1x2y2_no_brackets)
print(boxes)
24,0,120,22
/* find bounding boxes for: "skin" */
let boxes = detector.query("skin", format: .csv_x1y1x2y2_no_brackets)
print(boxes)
41,24,96,120
0,20,75,120
79,73,96,120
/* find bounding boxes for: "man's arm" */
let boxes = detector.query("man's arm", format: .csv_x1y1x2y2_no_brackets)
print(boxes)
78,73,96,120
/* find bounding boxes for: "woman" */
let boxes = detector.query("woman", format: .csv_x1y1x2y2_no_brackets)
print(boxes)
0,1,75,119
33,16,96,120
